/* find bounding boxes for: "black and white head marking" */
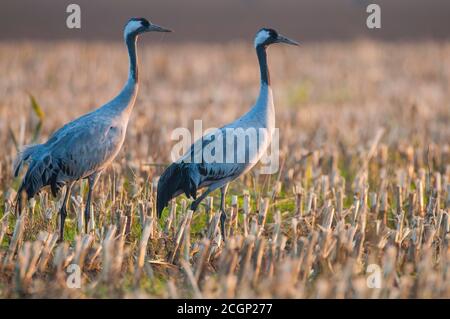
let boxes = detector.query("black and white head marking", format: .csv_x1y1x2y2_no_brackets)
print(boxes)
124,18,151,37
254,28,278,48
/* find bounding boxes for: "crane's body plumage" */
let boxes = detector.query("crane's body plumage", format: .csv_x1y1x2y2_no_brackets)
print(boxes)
15,110,128,198
158,85,274,209
157,28,298,239
182,83,274,186
13,17,171,240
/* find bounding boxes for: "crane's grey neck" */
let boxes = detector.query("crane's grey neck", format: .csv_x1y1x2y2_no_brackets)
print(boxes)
126,34,139,81
102,33,139,116
256,45,270,86
248,45,274,122
253,44,273,110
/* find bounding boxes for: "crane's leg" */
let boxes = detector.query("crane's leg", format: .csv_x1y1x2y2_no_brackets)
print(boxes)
15,189,27,217
219,183,229,241
84,172,100,234
190,187,214,212
190,180,230,240
59,182,73,242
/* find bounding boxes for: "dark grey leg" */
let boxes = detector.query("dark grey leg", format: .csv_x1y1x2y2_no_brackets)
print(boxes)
219,183,229,241
84,173,100,233
190,187,215,212
189,181,230,240
15,191,25,216
59,182,73,242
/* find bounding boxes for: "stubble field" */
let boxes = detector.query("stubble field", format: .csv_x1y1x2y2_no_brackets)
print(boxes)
0,40,449,298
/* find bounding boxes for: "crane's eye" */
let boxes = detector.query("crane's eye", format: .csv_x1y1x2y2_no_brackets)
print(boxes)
270,30,278,39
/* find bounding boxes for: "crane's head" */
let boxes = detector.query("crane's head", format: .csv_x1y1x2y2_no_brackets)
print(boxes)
124,17,172,39
254,28,299,48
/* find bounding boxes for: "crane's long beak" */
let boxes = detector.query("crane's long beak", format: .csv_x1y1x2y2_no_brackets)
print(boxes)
276,34,299,46
148,23,172,33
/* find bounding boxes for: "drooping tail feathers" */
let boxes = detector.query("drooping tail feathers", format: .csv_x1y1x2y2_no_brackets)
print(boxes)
13,144,39,215
13,144,40,177
13,144,64,213
156,162,200,218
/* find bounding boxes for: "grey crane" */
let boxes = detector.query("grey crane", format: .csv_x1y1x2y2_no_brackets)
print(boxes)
13,17,171,241
157,28,298,239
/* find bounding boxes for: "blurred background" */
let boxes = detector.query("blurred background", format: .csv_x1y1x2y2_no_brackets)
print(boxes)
1,0,450,43
0,0,450,299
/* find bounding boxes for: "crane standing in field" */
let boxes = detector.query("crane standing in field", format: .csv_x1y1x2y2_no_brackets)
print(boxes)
13,18,171,241
157,28,298,239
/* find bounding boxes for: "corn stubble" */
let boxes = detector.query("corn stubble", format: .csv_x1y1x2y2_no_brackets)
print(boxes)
0,41,449,298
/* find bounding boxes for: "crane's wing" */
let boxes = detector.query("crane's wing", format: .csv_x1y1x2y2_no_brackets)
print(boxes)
180,124,262,172
19,116,124,199
178,127,241,175
47,118,124,179
157,126,246,216
157,116,273,217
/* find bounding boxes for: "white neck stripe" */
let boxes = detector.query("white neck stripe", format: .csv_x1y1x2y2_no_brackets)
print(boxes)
254,30,270,48
124,20,142,38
